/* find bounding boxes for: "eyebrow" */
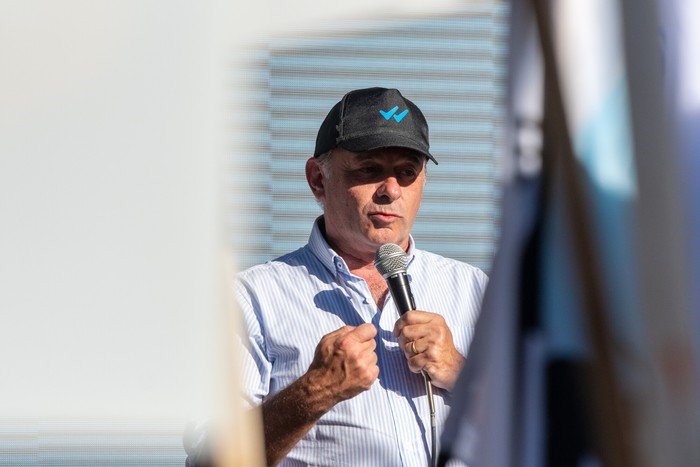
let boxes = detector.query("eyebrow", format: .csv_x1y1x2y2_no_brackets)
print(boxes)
355,150,424,164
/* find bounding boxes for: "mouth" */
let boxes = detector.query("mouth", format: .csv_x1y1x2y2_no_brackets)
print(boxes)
369,212,401,223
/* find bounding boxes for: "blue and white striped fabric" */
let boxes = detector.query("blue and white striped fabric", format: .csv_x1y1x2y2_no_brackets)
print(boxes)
238,217,488,466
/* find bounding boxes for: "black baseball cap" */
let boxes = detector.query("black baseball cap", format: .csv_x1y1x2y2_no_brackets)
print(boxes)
314,87,437,164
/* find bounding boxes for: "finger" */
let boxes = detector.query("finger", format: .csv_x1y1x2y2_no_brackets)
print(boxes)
349,336,377,355
410,343,456,372
402,310,434,324
406,353,426,374
397,319,439,345
336,324,377,354
397,325,424,344
393,310,436,336
326,325,356,338
408,347,439,368
403,339,419,356
349,323,377,342
392,311,418,336
392,319,403,338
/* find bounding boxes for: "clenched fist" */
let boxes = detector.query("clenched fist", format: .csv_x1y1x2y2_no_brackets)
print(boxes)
305,323,380,406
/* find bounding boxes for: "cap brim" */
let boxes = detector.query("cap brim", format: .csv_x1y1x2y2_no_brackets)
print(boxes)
339,133,438,165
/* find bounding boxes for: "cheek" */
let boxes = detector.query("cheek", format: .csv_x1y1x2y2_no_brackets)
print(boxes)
406,190,424,215
344,187,370,210
345,198,365,224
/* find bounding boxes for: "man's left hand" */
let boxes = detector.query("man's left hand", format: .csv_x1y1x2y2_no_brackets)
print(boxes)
393,310,464,391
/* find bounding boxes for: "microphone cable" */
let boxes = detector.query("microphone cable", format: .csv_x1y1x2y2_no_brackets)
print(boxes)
424,371,437,467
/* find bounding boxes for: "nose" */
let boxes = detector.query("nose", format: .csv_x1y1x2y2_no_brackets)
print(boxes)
376,176,401,202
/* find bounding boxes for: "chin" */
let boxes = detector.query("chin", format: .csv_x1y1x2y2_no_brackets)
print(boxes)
362,223,408,247
369,233,406,248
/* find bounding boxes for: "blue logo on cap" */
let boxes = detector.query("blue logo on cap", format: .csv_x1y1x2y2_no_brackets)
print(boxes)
379,106,409,122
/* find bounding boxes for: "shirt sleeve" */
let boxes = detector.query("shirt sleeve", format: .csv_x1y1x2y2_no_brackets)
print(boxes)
236,276,273,406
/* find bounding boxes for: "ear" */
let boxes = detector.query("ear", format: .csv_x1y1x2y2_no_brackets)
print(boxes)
306,157,325,201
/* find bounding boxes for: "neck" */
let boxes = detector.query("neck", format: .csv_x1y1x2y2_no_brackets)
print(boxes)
347,261,388,310
331,243,389,304
318,217,374,268
318,219,391,308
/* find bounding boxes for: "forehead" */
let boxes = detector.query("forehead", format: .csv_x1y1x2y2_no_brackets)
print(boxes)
344,147,426,164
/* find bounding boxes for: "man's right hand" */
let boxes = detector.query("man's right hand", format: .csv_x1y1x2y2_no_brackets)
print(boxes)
260,323,378,466
304,323,379,407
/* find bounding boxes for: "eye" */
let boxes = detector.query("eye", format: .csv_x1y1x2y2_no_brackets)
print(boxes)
397,166,420,180
358,165,381,175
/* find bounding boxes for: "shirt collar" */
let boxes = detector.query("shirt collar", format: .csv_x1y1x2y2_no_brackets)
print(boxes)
308,216,342,275
308,216,417,275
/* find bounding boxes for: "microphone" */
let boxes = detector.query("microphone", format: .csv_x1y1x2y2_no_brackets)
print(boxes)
373,243,415,314
374,243,438,467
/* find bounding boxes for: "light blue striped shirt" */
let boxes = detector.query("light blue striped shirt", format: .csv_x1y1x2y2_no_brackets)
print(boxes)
238,217,488,466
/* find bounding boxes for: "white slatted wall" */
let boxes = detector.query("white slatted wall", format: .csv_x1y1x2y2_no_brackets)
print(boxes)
232,4,508,272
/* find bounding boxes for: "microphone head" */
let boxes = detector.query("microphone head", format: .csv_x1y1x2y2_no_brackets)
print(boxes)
374,243,408,278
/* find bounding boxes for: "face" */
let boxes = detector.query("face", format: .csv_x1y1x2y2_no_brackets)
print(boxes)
306,146,426,262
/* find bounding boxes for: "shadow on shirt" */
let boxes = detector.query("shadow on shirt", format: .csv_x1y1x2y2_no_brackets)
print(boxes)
312,288,433,455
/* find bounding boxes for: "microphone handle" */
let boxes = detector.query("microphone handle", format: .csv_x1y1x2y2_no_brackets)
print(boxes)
386,272,416,314
386,270,437,467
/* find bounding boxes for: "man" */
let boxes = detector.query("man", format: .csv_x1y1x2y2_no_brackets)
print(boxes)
200,87,488,466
